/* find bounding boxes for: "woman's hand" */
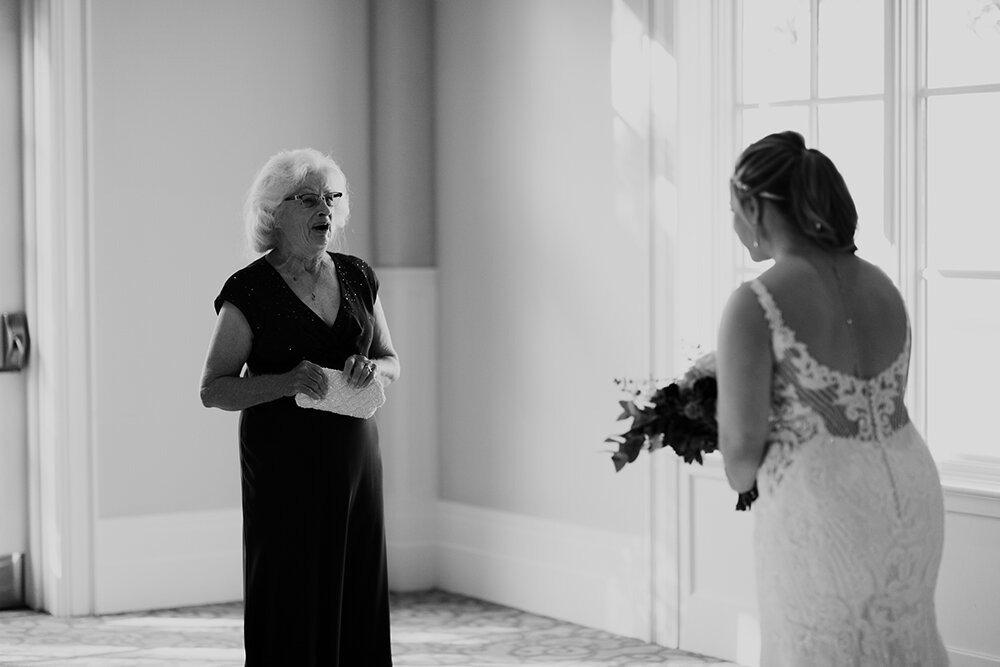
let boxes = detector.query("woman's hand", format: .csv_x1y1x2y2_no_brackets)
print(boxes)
283,360,329,400
344,354,378,389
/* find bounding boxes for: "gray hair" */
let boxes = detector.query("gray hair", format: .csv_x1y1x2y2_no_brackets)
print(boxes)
244,148,351,254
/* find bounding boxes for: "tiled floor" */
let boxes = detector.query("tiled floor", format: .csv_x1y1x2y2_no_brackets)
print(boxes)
0,590,740,666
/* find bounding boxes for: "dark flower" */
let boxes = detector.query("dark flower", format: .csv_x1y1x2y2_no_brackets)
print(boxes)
607,355,758,511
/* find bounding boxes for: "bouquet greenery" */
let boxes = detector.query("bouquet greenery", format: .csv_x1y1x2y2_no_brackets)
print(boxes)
607,352,758,511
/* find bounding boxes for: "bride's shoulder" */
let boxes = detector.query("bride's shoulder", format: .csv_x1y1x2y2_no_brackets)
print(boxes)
721,280,772,331
755,258,834,307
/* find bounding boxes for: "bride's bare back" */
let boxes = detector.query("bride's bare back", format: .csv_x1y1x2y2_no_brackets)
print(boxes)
758,254,908,380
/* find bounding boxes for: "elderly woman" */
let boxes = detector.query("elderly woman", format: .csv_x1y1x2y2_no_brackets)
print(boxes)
200,148,398,666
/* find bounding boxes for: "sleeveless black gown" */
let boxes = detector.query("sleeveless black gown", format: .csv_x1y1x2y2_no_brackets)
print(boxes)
214,252,393,666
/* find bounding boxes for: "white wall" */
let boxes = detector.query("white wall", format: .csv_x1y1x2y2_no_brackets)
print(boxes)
86,0,371,611
937,490,1000,666
434,0,654,638
88,0,371,518
436,0,651,535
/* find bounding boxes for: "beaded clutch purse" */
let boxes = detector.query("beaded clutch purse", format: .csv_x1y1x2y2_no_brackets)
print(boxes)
294,367,385,419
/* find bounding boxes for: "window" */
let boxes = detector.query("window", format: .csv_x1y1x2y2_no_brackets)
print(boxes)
729,0,1000,470
735,0,892,278
922,0,1000,463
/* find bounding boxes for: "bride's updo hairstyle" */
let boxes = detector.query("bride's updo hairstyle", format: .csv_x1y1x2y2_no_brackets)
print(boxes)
731,131,858,253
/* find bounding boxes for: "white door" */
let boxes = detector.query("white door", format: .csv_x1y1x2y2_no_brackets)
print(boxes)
675,459,759,666
0,0,28,600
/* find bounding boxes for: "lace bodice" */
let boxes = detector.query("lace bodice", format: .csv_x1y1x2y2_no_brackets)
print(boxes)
749,279,916,494
750,279,911,440
747,279,948,666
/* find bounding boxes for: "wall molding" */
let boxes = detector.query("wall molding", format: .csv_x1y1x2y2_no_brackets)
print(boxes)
376,267,438,592
938,485,1000,665
947,647,1000,667
21,0,96,616
435,500,651,642
943,485,1000,519
94,508,242,615
940,457,1000,506
82,495,1000,667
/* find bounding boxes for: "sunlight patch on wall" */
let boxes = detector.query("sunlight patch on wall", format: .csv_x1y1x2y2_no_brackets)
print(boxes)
611,0,649,134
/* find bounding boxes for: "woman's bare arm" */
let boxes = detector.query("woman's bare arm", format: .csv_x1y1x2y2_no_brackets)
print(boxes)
717,283,773,492
200,302,327,410
365,296,400,386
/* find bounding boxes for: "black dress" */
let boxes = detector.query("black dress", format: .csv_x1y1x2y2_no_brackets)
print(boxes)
214,252,393,666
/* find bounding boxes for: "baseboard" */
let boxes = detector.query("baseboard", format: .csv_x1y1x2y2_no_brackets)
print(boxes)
386,494,436,591
93,501,440,614
94,508,242,615
435,500,650,641
387,539,436,592
86,500,999,667
948,647,1000,667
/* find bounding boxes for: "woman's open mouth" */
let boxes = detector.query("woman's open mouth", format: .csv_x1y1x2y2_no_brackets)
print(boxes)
312,223,331,232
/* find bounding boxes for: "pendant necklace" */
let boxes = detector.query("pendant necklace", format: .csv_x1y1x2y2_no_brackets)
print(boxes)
290,262,323,301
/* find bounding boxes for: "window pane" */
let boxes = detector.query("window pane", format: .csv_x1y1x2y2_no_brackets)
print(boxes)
741,105,809,147
818,0,884,97
926,92,1000,270
742,0,811,104
926,277,1000,460
927,0,1000,88
817,102,893,275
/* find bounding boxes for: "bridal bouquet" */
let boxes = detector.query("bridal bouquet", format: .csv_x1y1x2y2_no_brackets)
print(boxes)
607,352,758,511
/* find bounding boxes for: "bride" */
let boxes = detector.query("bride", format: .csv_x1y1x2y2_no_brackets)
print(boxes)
716,131,949,666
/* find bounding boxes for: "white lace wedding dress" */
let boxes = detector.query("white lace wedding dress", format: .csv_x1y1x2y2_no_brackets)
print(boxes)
749,280,949,667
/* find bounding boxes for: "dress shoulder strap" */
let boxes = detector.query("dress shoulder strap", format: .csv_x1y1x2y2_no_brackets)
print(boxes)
747,279,795,359
748,279,784,330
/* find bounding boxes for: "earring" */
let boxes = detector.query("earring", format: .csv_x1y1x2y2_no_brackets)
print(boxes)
752,228,760,249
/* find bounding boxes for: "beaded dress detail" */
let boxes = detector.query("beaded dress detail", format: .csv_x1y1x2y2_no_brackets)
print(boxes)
748,279,948,667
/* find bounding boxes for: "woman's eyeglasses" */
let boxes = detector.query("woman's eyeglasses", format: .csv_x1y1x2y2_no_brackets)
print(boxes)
283,192,343,208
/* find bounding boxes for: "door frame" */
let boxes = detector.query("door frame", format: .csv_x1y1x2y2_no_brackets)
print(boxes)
646,0,680,648
653,1,764,662
21,0,96,616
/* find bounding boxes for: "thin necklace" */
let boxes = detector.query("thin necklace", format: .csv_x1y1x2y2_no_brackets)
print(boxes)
289,261,324,301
